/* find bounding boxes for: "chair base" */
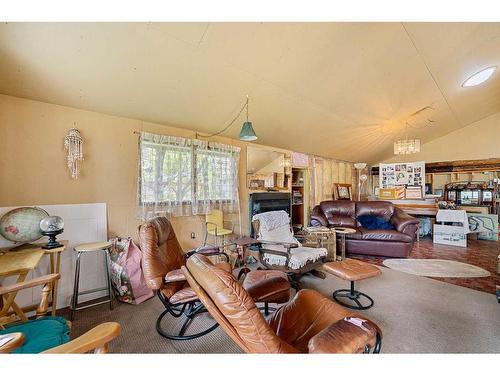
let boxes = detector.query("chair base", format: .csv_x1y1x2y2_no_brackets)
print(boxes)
257,302,276,316
332,281,374,310
156,293,219,341
365,332,382,353
256,266,303,291
256,263,325,291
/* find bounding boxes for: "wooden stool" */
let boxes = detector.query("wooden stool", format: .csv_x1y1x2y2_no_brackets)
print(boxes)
70,241,114,320
323,258,381,310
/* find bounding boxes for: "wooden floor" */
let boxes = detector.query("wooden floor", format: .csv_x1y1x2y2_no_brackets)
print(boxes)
352,237,500,294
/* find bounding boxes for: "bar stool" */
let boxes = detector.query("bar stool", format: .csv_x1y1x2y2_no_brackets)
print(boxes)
70,241,114,320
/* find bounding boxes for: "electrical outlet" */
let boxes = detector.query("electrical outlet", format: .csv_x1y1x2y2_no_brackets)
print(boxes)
190,232,196,239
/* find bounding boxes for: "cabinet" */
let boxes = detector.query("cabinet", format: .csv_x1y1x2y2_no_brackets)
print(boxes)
291,168,309,232
444,181,497,213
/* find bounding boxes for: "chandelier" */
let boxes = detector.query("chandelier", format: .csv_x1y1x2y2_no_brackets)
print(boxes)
393,137,420,155
393,122,421,155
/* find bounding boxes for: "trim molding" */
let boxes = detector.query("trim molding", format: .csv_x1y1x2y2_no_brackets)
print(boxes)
371,158,500,175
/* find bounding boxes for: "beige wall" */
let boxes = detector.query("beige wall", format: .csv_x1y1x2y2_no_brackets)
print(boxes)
383,111,500,164
0,94,307,250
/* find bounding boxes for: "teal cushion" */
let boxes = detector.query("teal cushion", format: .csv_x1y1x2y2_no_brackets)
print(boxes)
2,316,70,353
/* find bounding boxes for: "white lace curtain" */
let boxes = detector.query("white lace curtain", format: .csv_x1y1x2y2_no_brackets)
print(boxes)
138,132,240,219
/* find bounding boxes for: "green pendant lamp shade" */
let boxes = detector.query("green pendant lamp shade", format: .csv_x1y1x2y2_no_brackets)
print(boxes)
239,95,257,141
240,121,258,141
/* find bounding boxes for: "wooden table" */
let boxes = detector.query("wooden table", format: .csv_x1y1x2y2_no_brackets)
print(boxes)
0,240,67,318
228,237,260,280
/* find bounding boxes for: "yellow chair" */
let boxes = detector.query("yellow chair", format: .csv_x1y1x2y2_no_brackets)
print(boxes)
204,209,233,246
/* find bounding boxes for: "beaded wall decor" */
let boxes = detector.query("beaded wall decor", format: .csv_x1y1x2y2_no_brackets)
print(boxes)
64,128,84,179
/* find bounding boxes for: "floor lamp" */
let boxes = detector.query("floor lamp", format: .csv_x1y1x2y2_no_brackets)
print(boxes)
354,163,367,201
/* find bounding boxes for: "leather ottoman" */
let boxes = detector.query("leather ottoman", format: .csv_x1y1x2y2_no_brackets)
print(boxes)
242,270,291,314
322,258,381,310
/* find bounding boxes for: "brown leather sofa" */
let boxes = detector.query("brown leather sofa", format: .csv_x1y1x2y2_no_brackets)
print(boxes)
310,200,419,258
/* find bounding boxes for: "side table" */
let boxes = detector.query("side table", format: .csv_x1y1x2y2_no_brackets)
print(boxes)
227,237,260,280
332,227,357,260
39,241,68,315
302,227,337,262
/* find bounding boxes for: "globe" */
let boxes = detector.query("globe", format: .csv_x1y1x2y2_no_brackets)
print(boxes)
0,207,49,243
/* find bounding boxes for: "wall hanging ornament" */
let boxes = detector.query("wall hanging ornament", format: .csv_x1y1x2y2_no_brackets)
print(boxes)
64,127,84,179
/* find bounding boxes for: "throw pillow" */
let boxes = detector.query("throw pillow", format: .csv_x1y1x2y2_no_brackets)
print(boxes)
358,215,395,230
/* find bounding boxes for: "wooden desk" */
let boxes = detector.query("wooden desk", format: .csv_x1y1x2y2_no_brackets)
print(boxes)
0,240,67,316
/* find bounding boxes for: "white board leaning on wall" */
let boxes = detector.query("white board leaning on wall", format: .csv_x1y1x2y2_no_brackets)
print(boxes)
0,203,108,310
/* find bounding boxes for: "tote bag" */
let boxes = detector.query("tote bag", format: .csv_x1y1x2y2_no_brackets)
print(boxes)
109,237,153,304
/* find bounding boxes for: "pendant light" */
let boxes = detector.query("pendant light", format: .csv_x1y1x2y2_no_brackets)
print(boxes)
239,95,258,141
196,95,258,142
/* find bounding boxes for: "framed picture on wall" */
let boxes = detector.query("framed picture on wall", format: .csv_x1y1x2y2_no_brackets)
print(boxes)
334,183,352,200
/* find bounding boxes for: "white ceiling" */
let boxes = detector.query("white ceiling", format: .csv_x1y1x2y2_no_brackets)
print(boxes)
1,22,499,163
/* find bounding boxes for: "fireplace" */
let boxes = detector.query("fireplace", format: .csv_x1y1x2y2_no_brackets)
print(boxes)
249,192,291,236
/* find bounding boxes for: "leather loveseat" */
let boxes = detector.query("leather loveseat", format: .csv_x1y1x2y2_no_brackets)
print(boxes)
310,201,419,258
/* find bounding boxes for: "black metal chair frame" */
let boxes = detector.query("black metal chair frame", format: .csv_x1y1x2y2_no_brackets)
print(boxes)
332,280,374,310
155,248,229,341
364,332,382,353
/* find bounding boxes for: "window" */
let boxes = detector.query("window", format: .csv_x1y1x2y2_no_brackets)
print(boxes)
138,132,240,218
140,142,193,204
195,149,237,202
459,190,479,205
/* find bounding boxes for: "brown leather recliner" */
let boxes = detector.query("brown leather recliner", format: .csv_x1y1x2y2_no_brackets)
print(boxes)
310,200,419,258
139,216,231,340
182,253,382,353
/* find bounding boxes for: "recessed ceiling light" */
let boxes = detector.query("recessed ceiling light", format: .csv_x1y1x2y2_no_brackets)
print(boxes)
462,66,497,87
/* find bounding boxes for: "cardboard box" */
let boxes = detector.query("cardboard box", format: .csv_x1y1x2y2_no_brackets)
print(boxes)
433,224,467,247
405,186,423,199
378,187,405,200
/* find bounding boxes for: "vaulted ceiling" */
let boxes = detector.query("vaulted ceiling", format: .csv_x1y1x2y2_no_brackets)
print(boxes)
1,22,499,163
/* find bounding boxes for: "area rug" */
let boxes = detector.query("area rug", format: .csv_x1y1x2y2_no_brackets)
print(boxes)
61,265,500,353
382,259,490,278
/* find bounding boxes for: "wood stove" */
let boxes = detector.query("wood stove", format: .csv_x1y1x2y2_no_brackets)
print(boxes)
249,192,291,236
